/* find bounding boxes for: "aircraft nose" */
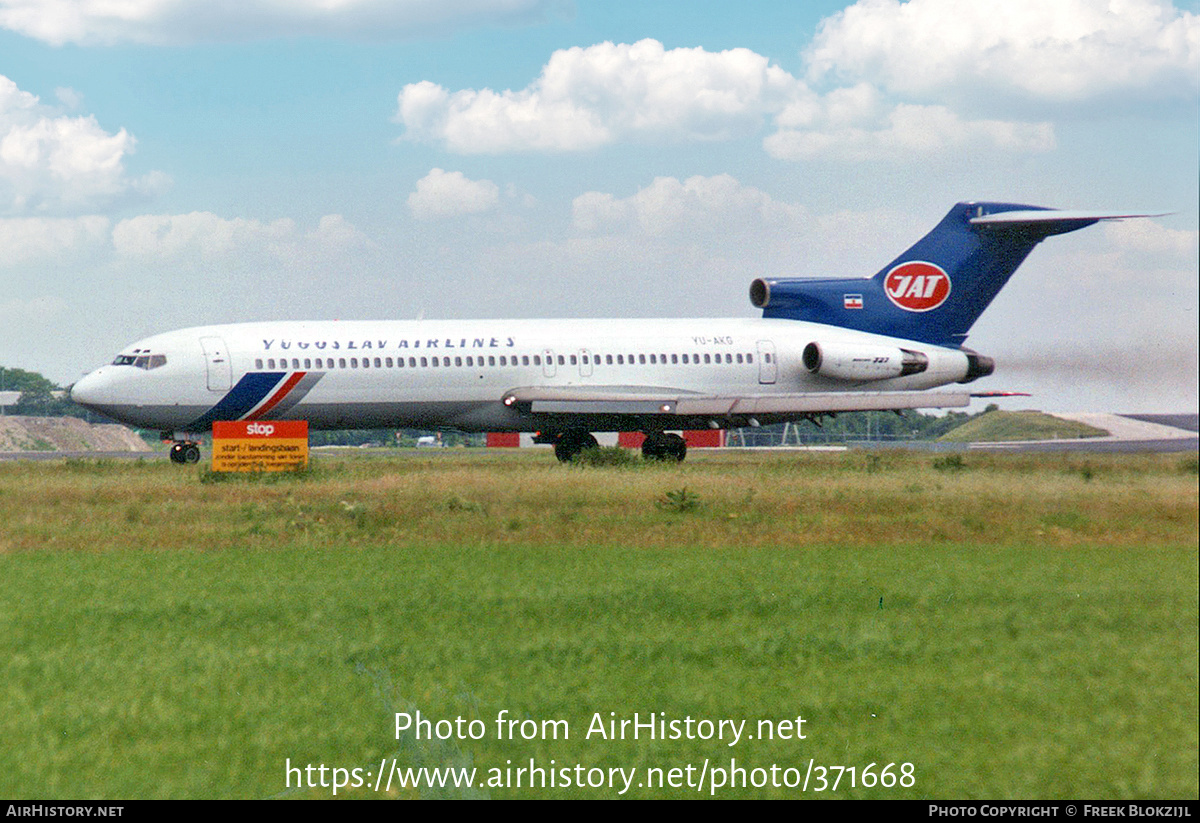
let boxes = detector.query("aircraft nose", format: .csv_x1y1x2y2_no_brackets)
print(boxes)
70,365,158,429
70,369,108,409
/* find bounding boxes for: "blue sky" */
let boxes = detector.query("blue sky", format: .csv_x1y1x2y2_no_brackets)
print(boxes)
1,0,1197,412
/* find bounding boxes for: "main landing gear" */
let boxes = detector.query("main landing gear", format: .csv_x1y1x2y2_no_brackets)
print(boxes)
640,432,687,462
552,431,599,462
547,431,687,462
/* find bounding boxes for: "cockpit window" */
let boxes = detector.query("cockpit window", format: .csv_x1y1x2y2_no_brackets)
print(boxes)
112,353,168,369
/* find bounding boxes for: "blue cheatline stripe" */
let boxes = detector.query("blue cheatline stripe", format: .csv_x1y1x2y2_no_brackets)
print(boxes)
186,372,286,431
260,371,324,419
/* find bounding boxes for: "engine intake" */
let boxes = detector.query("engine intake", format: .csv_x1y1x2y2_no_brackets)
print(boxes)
750,276,843,313
749,278,772,308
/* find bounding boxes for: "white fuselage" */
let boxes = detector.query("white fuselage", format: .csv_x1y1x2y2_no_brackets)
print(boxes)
70,317,973,435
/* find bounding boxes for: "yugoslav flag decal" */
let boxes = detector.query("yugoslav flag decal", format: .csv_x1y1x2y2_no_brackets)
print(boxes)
884,261,951,312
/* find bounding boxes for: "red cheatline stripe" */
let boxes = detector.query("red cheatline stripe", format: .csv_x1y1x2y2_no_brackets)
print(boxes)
245,372,306,420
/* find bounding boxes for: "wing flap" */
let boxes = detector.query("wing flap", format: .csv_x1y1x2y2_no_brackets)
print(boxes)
675,391,971,415
507,386,971,416
532,400,676,414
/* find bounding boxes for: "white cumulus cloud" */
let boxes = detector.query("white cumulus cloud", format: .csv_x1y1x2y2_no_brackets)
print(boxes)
805,0,1200,101
0,215,110,267
0,0,560,45
111,211,368,263
766,99,1056,161
573,174,806,236
407,168,500,219
395,39,1062,162
0,74,167,216
1103,218,1199,258
396,39,800,153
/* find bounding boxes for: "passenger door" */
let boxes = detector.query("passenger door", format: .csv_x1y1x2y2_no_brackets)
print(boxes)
200,336,232,392
756,340,777,385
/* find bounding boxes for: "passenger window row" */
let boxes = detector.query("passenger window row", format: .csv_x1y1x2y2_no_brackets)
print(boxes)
253,351,761,371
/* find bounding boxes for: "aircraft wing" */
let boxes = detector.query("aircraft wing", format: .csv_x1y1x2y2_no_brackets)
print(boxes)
502,386,974,416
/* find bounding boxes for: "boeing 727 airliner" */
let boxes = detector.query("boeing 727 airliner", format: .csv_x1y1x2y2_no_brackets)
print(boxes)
70,202,1158,462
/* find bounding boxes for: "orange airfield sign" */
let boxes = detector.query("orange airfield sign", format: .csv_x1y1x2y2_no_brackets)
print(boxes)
211,420,309,472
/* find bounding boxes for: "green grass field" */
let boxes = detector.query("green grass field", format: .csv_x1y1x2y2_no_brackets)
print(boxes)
1,450,1196,799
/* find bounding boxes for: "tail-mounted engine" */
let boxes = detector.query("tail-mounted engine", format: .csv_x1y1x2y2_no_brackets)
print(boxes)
750,277,809,311
802,341,929,381
959,349,995,383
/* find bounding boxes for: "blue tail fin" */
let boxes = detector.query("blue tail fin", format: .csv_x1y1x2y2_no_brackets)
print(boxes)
750,201,1144,346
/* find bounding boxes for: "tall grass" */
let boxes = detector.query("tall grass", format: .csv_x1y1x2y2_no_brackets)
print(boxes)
0,450,1194,553
0,450,1195,798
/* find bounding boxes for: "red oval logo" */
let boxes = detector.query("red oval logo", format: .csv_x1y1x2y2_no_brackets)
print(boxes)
883,261,951,312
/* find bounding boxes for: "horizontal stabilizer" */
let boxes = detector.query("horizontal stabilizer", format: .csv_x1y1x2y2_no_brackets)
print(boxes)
969,209,1169,227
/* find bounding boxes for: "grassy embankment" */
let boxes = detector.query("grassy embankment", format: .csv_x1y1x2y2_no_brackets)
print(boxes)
0,450,1196,799
939,410,1108,442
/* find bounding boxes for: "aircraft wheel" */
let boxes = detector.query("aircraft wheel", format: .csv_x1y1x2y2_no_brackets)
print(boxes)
554,432,598,462
169,443,185,464
664,433,687,462
641,433,668,460
182,444,201,464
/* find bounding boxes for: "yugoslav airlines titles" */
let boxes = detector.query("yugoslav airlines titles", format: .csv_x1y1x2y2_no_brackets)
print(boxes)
262,335,517,351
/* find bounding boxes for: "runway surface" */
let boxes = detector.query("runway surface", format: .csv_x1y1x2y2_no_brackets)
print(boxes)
1,413,1196,460
0,450,166,462
1118,413,1199,432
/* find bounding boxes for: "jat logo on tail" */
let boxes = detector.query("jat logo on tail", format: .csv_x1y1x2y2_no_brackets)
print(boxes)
884,262,951,312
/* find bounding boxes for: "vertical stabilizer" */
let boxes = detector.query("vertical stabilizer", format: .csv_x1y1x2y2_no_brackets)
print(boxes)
751,202,1160,345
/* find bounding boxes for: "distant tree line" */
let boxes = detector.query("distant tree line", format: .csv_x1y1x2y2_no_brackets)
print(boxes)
794,405,1001,441
307,430,486,447
0,367,90,418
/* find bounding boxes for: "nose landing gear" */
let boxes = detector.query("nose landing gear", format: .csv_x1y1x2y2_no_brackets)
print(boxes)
169,442,201,464
163,433,201,465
